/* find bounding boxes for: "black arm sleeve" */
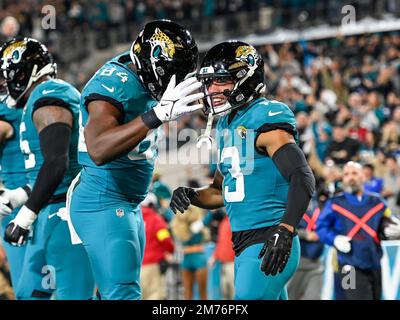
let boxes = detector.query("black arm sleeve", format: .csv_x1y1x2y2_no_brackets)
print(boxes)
24,122,71,213
272,143,316,228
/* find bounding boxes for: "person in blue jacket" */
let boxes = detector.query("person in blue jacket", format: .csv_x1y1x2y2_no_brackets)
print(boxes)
317,161,400,300
288,196,324,299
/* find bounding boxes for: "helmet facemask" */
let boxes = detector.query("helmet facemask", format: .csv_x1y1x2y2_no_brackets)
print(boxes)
198,66,265,117
199,74,235,116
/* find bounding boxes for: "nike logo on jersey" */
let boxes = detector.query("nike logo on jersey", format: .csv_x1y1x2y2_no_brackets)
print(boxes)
48,212,58,219
273,233,280,246
101,84,115,93
42,89,55,94
268,110,283,116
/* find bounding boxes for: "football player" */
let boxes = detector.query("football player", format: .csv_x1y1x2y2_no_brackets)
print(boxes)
0,38,94,299
170,41,315,299
68,20,203,299
0,88,28,290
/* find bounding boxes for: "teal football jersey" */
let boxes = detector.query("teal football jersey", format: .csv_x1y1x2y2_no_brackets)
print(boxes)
78,52,158,203
20,79,81,195
216,98,298,232
0,103,27,189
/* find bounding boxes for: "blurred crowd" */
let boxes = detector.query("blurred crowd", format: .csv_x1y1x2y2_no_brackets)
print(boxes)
1,0,400,85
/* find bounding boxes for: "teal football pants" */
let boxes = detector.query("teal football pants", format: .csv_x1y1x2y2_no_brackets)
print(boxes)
15,202,95,300
1,210,26,290
234,236,300,300
70,178,146,300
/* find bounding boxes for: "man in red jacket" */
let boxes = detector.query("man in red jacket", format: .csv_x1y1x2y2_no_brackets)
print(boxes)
208,214,235,299
141,193,174,300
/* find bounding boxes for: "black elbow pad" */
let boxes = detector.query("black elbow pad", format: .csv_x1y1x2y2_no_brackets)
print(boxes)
25,122,71,213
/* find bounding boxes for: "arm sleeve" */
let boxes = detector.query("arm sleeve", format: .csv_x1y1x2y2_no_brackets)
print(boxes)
272,142,316,228
24,122,71,213
316,200,339,246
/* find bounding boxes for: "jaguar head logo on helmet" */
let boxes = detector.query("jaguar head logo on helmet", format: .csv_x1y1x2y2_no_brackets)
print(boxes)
197,41,265,116
130,20,198,101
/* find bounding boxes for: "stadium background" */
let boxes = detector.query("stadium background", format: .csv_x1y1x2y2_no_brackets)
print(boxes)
0,0,400,300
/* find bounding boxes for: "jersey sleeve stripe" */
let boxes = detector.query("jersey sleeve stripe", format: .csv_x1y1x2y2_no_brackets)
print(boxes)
33,97,73,116
84,93,125,124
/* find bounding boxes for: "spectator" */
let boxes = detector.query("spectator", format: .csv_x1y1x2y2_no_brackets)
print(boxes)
310,112,332,162
0,16,20,43
150,171,174,223
208,213,235,300
363,163,384,194
326,126,361,165
382,156,400,217
380,106,400,152
288,197,324,300
317,161,400,300
141,193,175,300
348,110,369,143
171,196,212,300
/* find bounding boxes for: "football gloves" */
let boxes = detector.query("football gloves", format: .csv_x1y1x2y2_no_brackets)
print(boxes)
4,205,37,247
153,75,204,122
0,187,29,216
170,187,199,214
258,225,295,276
383,216,400,239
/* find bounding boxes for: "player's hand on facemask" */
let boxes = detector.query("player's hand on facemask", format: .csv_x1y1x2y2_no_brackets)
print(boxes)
153,74,204,122
170,187,199,214
0,187,29,216
4,205,37,246
258,225,295,276
334,235,351,253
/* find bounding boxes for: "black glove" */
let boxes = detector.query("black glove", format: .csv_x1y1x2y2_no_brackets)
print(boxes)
170,187,199,214
258,225,295,276
4,222,30,247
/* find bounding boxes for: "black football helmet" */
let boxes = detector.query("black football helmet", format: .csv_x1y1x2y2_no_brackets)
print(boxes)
0,37,57,107
130,20,198,101
197,41,265,115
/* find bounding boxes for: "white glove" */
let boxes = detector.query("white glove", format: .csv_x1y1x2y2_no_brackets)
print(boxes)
190,220,204,234
0,187,29,216
334,235,351,253
4,205,37,246
384,217,400,239
153,75,204,122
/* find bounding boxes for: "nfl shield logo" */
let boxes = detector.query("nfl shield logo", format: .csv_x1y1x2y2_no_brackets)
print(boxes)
116,208,125,218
